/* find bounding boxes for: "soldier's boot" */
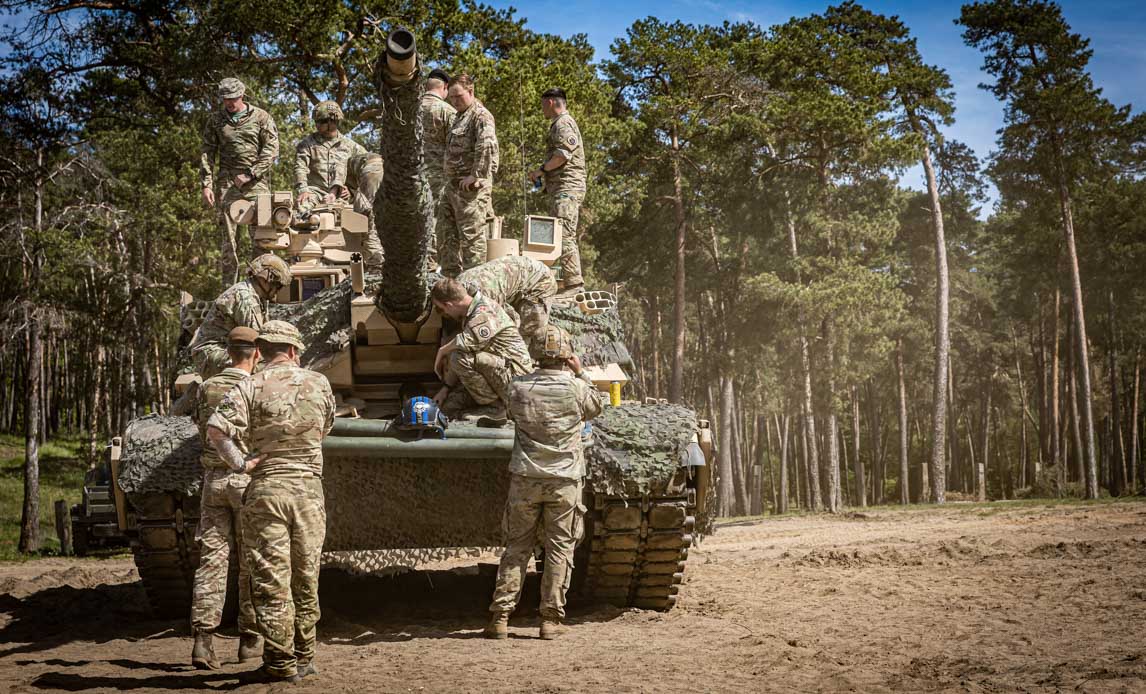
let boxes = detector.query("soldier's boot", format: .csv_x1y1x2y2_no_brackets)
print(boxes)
237,633,263,662
483,612,509,640
539,618,564,640
191,630,220,670
298,661,319,678
239,665,301,684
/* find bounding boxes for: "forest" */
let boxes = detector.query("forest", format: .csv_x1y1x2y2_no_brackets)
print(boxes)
3,0,1145,554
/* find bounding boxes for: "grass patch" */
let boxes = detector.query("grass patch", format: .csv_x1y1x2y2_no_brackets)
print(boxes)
0,433,91,561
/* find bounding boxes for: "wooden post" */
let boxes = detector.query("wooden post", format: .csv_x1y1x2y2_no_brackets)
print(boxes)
54,499,72,556
108,437,129,531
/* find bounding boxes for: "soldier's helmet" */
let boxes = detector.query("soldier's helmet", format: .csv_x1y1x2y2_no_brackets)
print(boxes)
247,253,292,289
534,325,574,362
313,100,344,123
218,77,246,100
258,320,305,350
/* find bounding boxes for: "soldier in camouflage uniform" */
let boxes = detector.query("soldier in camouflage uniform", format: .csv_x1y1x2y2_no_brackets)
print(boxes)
190,327,261,670
294,100,367,207
458,255,557,343
484,325,603,640
429,277,531,417
207,321,335,683
421,68,456,269
441,74,499,276
200,78,280,285
345,152,386,271
189,254,292,380
528,88,587,293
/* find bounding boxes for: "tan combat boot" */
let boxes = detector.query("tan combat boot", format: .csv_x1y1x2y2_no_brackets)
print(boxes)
237,633,263,662
539,618,564,640
191,630,220,670
483,612,509,639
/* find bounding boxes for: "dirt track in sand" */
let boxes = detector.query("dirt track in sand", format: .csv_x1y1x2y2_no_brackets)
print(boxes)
2,499,1146,693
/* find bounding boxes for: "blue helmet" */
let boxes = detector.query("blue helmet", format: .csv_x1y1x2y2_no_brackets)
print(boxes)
396,396,448,438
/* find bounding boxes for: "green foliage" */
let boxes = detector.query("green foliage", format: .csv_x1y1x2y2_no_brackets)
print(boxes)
0,435,88,561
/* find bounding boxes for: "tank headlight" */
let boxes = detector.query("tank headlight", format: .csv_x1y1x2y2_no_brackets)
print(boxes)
272,206,292,227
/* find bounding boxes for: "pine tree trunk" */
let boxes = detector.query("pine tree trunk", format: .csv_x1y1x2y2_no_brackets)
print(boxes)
19,310,42,554
777,413,790,514
824,317,841,513
1068,325,1085,485
762,415,776,513
717,376,735,516
1057,187,1099,497
977,374,992,502
896,342,909,505
1108,290,1126,495
1051,287,1062,477
851,386,866,507
918,136,949,505
1132,350,1141,493
668,132,687,404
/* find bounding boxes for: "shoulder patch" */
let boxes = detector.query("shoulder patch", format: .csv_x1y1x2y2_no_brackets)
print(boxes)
478,325,492,339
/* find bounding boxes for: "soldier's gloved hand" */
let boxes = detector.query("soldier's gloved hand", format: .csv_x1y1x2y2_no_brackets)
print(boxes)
234,173,252,188
460,175,480,191
337,186,351,201
202,187,216,208
322,190,337,203
528,168,543,185
297,191,314,207
243,454,264,474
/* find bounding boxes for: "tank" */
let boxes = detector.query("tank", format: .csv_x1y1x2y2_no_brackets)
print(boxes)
114,28,715,619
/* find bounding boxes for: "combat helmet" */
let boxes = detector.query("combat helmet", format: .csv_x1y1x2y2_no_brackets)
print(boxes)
534,324,574,362
258,320,304,350
218,77,246,100
313,100,344,123
247,253,292,289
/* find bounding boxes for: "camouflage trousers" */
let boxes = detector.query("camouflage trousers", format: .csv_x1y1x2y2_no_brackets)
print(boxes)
549,192,583,287
362,226,385,272
440,183,491,277
427,171,449,271
490,475,585,619
191,468,255,634
217,177,270,286
450,350,525,406
192,343,230,381
242,476,326,678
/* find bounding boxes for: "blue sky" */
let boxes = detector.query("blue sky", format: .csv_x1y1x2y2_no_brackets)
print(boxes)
489,0,1146,209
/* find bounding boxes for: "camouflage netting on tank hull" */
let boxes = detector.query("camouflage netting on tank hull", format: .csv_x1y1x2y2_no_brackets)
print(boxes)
550,302,633,370
586,403,698,497
117,415,203,496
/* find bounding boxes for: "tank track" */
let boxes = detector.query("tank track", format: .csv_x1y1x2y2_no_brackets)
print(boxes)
579,489,695,611
127,491,201,619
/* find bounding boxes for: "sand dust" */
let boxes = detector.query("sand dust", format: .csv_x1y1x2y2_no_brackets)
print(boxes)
2,500,1145,692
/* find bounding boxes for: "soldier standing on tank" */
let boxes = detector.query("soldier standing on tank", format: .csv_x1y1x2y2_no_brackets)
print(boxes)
458,255,557,344
190,326,262,670
441,74,499,276
294,100,367,207
527,88,587,295
345,151,386,271
189,254,292,380
429,277,531,418
207,321,335,684
200,78,280,285
421,68,456,270
484,325,602,640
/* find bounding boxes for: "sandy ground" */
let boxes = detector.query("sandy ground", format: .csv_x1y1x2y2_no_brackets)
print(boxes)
2,499,1146,693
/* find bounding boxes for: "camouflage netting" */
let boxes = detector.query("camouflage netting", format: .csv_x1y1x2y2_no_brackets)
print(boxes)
585,403,698,497
117,415,203,496
550,302,633,371
269,275,365,365
374,54,434,324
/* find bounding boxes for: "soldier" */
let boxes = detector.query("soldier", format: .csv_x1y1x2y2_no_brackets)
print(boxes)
345,151,386,271
441,74,499,276
484,325,602,640
458,255,557,343
200,78,280,285
189,254,292,380
206,320,335,683
421,68,456,269
190,326,262,670
429,277,531,418
294,100,367,207
527,88,587,295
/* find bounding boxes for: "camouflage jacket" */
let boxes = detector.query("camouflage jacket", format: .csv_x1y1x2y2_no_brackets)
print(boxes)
190,280,265,354
507,368,602,479
199,105,279,189
543,112,586,196
194,367,250,470
420,93,456,183
207,362,335,478
445,99,499,183
455,292,532,374
294,133,367,195
458,256,557,307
